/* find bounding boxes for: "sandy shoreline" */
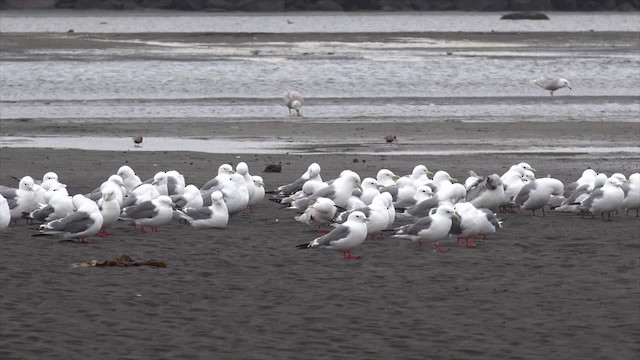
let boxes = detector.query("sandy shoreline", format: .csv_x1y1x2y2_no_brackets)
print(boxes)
1,147,639,359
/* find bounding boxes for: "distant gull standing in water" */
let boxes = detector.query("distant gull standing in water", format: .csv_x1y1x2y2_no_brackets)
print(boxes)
531,76,572,96
284,90,304,117
133,135,143,147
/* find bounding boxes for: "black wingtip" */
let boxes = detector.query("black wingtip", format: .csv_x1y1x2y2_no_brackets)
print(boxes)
295,243,310,249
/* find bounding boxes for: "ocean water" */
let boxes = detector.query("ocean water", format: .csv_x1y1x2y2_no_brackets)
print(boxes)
0,11,639,153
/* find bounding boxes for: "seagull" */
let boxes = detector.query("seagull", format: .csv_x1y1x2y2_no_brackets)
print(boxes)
466,174,507,211
393,203,459,252
122,183,160,207
295,197,338,232
98,186,121,236
214,173,250,215
404,164,433,187
133,135,143,147
247,175,265,212
452,202,502,248
34,201,103,243
376,169,399,187
359,177,382,205
87,175,126,205
117,165,142,193
290,171,361,211
513,178,564,216
0,194,10,231
119,195,175,232
554,173,607,212
296,211,369,260
170,184,203,210
176,191,229,229
274,162,322,196
622,173,640,216
579,177,625,221
334,192,392,240
27,187,74,223
531,75,572,96
201,164,235,192
0,176,37,221
284,90,304,117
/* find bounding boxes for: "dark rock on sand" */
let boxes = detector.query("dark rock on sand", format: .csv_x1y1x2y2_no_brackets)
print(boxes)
501,11,550,20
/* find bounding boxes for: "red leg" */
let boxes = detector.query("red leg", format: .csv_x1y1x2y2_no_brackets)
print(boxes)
465,237,477,248
456,237,464,248
76,237,92,244
97,227,111,237
342,250,360,260
433,241,448,253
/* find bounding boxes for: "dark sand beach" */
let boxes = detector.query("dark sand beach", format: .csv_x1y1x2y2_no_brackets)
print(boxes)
1,25,640,360
1,145,639,360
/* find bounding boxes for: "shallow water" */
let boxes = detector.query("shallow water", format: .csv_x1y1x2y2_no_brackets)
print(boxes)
1,10,639,33
2,136,639,156
0,11,639,154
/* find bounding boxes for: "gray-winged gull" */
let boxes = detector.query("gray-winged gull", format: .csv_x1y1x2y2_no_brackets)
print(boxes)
578,177,625,221
284,90,304,117
0,176,37,220
296,211,369,260
514,178,564,216
119,195,175,232
176,191,229,229
34,201,103,243
393,203,459,252
532,76,572,96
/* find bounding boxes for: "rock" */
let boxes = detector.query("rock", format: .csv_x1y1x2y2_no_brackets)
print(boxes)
501,11,550,19
263,164,282,173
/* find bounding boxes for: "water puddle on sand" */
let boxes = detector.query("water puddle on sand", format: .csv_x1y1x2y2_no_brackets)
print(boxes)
1,136,639,157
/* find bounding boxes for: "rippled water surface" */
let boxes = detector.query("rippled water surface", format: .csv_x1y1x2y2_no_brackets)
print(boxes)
1,10,639,33
1,11,639,152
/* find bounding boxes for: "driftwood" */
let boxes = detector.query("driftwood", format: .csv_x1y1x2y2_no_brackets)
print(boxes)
72,253,167,268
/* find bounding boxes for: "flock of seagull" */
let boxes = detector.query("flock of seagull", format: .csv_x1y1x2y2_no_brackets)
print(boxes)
278,163,638,259
2,158,636,261
0,163,264,243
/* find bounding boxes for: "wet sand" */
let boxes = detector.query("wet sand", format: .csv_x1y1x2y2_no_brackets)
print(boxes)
1,147,639,360
1,27,639,360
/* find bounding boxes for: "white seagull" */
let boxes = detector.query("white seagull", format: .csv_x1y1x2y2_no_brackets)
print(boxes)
296,211,369,260
176,191,229,229
531,75,572,96
284,90,304,117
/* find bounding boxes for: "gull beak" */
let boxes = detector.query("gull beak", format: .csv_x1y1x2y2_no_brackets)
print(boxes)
530,168,537,172
450,177,459,183
427,171,434,177
392,175,401,181
364,218,370,223
568,86,572,90
453,213,461,221
375,184,385,189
